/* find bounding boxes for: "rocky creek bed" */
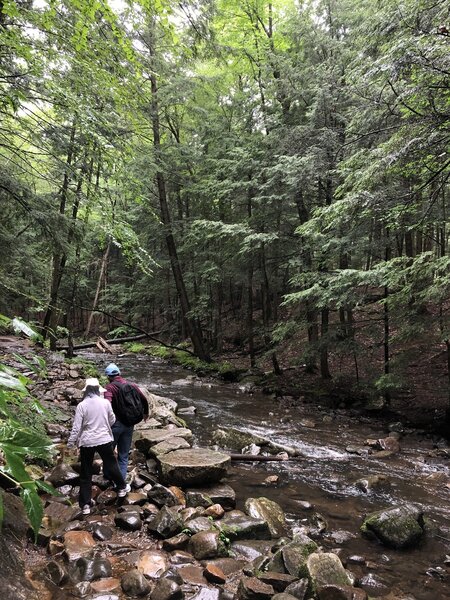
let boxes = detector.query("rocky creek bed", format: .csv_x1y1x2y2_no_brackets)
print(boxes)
0,340,449,600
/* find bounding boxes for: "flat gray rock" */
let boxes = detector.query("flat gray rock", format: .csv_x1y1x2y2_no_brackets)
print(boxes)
158,448,230,486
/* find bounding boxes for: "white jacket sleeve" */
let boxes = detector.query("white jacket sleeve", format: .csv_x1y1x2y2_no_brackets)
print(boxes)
107,401,116,427
67,404,84,447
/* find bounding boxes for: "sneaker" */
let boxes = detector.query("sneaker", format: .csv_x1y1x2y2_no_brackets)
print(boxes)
117,483,131,498
81,500,95,515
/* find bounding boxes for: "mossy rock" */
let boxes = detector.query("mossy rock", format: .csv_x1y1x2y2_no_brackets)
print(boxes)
361,504,425,549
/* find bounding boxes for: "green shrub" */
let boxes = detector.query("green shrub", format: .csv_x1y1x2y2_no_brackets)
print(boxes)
123,342,146,353
0,364,56,539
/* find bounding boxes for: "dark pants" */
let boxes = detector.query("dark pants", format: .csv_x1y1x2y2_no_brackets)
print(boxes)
79,442,125,508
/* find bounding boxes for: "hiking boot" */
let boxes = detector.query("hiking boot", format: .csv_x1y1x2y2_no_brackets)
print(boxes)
117,483,131,497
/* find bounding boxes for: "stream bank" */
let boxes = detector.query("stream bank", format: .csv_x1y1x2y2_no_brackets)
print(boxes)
0,340,449,599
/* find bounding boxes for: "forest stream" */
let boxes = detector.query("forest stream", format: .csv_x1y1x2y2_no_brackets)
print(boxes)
70,351,450,600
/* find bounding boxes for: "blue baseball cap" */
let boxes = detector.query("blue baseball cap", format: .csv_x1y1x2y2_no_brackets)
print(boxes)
105,363,120,376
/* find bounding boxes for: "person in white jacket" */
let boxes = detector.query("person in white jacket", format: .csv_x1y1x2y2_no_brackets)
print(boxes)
67,378,130,514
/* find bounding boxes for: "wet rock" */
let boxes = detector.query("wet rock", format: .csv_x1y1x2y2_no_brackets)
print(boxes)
73,581,92,597
245,497,290,538
219,510,271,540
361,504,425,549
231,540,273,562
90,578,121,593
147,505,183,538
189,530,229,560
158,448,230,486
121,569,151,596
114,511,142,531
151,577,183,600
149,437,191,457
269,537,318,577
186,483,236,510
207,557,248,575
124,491,148,505
203,504,225,519
170,550,197,566
49,539,65,556
177,565,208,585
237,576,274,599
329,530,357,545
185,516,216,535
74,556,113,582
44,500,79,524
284,579,309,600
47,463,80,487
305,552,352,592
85,594,120,600
44,560,69,585
161,532,190,551
354,475,389,493
204,563,227,584
358,573,389,597
212,428,268,451
178,406,196,415
189,589,220,600
56,483,73,495
345,445,369,456
64,530,96,561
135,428,193,454
264,475,279,486
317,584,367,600
92,523,114,541
378,437,400,453
347,555,366,565
180,506,202,522
136,550,168,578
388,422,404,433
257,572,298,592
147,483,181,507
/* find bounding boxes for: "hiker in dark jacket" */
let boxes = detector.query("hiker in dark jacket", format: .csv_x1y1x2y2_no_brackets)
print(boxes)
103,363,149,480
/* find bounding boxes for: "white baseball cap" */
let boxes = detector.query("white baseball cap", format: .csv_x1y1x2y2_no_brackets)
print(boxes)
82,377,106,393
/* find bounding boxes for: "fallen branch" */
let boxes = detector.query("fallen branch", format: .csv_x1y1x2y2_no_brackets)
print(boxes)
229,453,290,462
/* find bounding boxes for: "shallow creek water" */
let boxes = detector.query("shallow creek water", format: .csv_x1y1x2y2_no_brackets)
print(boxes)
112,352,450,599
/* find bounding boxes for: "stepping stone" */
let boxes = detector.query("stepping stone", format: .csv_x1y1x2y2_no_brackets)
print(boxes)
158,448,230,486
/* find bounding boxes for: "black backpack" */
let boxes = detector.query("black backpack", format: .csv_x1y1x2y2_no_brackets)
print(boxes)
112,381,144,426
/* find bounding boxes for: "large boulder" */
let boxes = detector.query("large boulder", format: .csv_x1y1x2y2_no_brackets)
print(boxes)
212,428,268,451
219,510,271,541
158,448,230,486
304,552,352,593
361,504,425,549
245,497,290,538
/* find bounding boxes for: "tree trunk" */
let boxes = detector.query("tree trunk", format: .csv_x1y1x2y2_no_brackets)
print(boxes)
320,308,332,379
84,242,111,338
148,35,209,362
42,120,77,347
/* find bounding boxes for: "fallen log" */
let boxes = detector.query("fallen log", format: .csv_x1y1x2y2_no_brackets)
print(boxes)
229,453,290,462
57,333,153,351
